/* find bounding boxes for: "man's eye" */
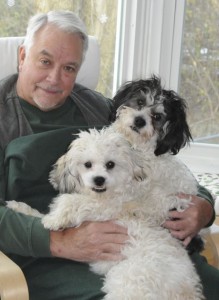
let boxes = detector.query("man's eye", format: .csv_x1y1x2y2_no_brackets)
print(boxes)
64,66,77,73
40,59,50,65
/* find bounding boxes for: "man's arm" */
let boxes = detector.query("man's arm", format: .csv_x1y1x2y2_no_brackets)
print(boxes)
163,184,215,246
50,221,128,262
0,206,51,256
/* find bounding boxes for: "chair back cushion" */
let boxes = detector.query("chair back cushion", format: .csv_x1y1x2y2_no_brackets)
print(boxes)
0,35,100,90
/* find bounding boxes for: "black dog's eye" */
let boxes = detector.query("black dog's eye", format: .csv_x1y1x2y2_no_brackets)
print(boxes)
152,113,162,121
106,161,115,170
84,161,92,168
137,99,145,107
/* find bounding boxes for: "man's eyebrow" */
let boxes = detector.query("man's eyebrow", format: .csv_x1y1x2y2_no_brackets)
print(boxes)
40,49,80,67
40,49,52,57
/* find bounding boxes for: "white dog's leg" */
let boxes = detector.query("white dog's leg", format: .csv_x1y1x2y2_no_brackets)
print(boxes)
42,193,107,230
42,194,84,230
6,200,43,217
100,226,204,300
102,256,204,300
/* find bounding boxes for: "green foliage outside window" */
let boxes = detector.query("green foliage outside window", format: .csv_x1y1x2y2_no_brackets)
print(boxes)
180,0,219,143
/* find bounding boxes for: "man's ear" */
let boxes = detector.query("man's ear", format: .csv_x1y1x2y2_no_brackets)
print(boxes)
18,45,26,71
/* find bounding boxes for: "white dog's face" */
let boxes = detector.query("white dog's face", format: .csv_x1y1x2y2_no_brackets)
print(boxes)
49,129,145,196
73,143,133,195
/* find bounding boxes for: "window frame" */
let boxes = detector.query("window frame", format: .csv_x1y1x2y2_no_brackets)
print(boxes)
113,0,186,91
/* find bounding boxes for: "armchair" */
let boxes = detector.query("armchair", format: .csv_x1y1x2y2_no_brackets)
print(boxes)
0,251,29,300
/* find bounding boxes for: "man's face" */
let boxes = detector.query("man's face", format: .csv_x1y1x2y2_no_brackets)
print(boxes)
17,24,84,111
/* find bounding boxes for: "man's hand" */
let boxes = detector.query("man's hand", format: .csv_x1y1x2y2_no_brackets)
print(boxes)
50,220,128,262
163,193,214,246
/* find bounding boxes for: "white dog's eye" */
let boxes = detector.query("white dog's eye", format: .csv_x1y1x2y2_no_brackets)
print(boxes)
106,161,115,170
84,161,92,168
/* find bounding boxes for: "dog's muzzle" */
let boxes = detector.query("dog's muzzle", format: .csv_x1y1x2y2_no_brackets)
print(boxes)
92,176,107,193
131,116,146,133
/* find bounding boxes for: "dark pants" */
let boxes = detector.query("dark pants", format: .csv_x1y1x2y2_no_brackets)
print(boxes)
191,252,219,300
23,254,219,300
23,258,104,300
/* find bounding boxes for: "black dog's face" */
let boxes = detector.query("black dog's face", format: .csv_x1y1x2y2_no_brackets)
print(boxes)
112,76,162,113
112,75,192,156
120,89,155,110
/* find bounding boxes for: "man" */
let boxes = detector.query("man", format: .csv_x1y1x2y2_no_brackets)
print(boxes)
0,10,218,300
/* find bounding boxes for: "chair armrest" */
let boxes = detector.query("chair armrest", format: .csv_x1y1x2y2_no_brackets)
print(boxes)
201,217,219,269
0,251,29,300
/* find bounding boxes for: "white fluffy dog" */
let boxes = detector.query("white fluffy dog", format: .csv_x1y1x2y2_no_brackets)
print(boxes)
7,129,204,299
42,127,204,300
6,76,206,299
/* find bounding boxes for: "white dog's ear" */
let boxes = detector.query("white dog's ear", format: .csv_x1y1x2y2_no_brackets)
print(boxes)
49,148,81,193
115,105,126,119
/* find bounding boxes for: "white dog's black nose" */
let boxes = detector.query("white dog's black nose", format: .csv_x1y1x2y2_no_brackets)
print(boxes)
134,116,146,128
94,176,105,186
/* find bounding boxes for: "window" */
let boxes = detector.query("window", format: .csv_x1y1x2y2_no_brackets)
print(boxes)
1,0,118,97
179,0,219,144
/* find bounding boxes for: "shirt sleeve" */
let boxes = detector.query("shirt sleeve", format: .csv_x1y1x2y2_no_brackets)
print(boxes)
0,206,51,257
0,146,51,257
197,183,215,227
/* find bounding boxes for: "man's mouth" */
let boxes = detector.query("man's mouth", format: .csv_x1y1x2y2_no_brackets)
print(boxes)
36,84,63,94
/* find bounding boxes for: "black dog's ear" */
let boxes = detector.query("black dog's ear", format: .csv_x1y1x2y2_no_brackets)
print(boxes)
113,81,136,109
110,75,162,123
109,81,134,122
154,91,192,156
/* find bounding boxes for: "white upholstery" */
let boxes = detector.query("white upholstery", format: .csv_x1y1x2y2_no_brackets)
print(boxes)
0,35,100,90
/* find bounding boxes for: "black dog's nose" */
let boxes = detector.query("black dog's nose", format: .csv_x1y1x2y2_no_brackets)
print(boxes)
94,176,105,186
134,116,146,128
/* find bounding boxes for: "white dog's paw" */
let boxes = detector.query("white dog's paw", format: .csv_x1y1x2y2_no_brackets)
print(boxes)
6,200,43,217
6,200,22,211
90,261,116,275
42,215,64,230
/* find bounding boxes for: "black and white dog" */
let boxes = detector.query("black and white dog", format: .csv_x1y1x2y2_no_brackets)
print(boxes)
110,75,204,254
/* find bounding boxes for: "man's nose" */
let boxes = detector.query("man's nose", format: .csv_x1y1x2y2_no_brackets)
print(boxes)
47,67,61,84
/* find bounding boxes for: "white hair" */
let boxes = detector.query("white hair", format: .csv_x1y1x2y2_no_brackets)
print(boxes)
23,10,88,60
